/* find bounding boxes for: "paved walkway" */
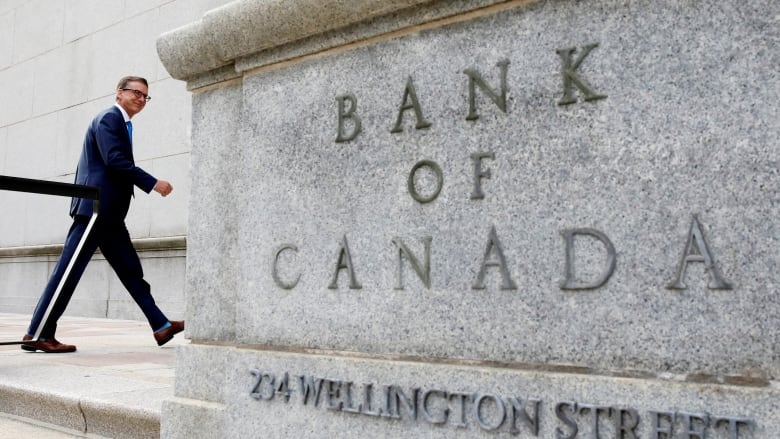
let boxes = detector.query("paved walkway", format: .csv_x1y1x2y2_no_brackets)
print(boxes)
0,313,184,438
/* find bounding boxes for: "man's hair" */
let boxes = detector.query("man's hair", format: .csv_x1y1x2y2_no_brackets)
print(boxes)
116,76,148,90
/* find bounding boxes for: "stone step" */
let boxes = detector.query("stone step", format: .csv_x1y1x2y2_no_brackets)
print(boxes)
0,411,104,438
0,314,184,439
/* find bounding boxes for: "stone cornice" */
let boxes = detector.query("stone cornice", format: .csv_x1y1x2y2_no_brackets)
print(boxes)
156,0,520,85
157,0,436,80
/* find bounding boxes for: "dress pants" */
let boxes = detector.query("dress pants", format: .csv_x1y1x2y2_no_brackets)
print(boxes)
27,215,168,339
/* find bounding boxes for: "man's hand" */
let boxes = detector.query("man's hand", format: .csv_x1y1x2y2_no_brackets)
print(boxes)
154,180,173,197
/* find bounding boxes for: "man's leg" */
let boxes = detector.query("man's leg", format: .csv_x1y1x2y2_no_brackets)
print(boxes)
99,222,169,331
26,217,99,339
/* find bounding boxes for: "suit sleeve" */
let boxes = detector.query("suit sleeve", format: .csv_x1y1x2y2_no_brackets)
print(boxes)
96,113,158,193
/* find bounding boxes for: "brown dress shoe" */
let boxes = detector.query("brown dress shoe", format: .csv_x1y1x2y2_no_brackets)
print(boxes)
21,335,77,353
154,320,184,346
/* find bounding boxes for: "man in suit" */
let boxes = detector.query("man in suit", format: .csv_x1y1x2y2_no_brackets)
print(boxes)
22,76,184,353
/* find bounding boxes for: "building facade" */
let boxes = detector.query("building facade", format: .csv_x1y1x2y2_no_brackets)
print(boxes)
0,0,233,322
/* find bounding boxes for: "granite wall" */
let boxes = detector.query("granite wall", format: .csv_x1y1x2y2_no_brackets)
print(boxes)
159,0,779,437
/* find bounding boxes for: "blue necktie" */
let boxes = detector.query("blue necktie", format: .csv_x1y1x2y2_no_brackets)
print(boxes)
126,121,133,144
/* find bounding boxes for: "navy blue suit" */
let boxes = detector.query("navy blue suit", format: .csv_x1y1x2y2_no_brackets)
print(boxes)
27,105,169,338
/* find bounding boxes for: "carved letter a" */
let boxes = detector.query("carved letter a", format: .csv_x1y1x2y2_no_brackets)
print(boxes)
328,235,362,289
473,226,518,290
667,216,733,290
391,77,431,133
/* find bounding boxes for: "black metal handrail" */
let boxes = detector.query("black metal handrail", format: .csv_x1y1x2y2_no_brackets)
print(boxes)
0,175,99,345
0,175,99,200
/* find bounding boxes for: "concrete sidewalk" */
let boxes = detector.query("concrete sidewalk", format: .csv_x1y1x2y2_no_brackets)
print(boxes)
0,313,184,438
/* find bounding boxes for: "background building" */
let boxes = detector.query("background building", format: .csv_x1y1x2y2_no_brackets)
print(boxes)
0,0,233,322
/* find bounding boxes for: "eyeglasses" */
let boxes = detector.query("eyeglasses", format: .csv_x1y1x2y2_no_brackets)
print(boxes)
120,88,152,102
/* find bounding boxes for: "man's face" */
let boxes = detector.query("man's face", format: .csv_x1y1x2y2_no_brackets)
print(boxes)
116,81,149,118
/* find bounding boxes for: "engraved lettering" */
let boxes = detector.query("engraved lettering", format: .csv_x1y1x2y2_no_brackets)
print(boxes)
298,375,325,407
251,369,758,436
679,412,709,439
714,416,756,439
470,152,495,200
555,401,579,439
323,379,343,411
249,368,263,399
421,389,450,424
272,244,300,290
650,411,676,439
361,383,382,417
578,403,612,439
379,385,394,418
615,407,640,439
383,386,401,419
249,370,275,401
407,159,443,204
556,43,607,105
328,235,362,289
341,381,361,414
464,59,510,120
473,226,518,290
473,393,507,431
259,372,276,400
391,76,432,133
335,93,362,142
560,228,616,290
390,385,419,420
392,237,432,290
274,372,291,402
507,397,540,436
668,215,733,290
449,392,471,429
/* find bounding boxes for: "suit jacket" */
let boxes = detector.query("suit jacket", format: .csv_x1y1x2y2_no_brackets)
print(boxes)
70,105,157,221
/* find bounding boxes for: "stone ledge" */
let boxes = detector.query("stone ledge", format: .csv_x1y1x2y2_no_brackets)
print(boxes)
0,385,85,433
190,340,774,388
156,0,517,81
0,236,186,258
157,0,432,80
0,381,161,439
80,399,160,439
